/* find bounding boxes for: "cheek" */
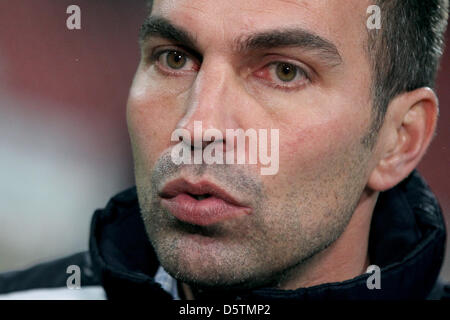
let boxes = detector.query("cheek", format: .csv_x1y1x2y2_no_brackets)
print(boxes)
277,110,367,185
126,71,183,170
257,112,370,248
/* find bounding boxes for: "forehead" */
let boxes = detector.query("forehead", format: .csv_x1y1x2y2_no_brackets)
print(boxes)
151,0,370,57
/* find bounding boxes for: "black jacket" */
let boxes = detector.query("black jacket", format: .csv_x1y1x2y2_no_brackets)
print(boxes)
0,171,448,300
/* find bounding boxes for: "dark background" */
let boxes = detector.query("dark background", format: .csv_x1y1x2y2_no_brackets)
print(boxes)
0,1,448,281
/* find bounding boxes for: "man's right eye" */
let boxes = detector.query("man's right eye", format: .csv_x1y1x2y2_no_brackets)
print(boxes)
164,50,187,69
153,49,199,74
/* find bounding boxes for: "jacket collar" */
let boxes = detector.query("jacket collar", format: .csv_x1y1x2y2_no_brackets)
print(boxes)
89,170,446,300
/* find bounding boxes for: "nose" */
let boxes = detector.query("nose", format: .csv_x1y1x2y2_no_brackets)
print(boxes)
175,58,241,150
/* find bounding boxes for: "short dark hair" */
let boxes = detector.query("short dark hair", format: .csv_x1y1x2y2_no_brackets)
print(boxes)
366,0,449,147
144,0,449,147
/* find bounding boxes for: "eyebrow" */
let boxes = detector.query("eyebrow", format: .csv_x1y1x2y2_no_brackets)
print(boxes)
139,16,197,48
237,29,343,67
139,16,343,67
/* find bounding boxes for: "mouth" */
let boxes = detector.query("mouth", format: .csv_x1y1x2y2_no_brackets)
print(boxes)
159,179,251,226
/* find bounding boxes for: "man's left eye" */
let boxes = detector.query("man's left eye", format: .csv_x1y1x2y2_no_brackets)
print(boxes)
275,63,298,82
254,61,310,90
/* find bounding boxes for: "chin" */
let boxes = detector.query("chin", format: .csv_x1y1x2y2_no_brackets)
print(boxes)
159,252,278,291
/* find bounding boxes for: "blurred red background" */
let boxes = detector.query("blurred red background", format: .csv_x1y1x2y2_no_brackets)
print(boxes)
0,1,448,280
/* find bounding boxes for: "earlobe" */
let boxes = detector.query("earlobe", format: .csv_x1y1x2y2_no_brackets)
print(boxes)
367,88,438,192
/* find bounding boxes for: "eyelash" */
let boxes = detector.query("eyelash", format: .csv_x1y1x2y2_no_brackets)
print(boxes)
149,48,311,91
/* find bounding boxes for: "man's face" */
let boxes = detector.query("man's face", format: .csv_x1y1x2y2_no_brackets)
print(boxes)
127,0,375,289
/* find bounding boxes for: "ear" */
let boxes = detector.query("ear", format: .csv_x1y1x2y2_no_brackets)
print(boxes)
367,87,438,191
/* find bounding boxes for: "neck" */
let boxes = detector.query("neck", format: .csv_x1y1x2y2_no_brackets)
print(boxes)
275,188,378,289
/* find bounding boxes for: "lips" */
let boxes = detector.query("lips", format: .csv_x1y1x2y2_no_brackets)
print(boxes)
159,179,251,226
